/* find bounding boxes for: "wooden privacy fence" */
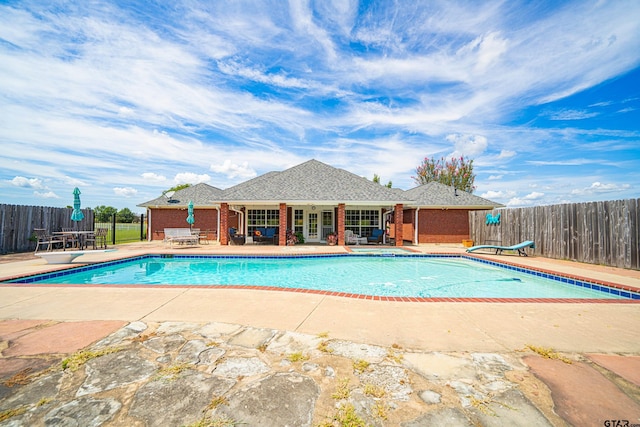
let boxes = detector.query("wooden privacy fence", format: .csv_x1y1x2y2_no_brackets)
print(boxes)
0,204,94,254
469,198,639,270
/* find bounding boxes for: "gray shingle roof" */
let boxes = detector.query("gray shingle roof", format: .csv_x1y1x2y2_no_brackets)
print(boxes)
138,160,503,209
403,182,503,208
137,183,224,207
222,159,405,204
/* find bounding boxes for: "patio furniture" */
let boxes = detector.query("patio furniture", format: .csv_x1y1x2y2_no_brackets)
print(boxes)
253,227,278,244
33,228,66,253
85,228,108,250
229,228,245,245
344,230,359,245
466,240,536,256
367,229,385,244
164,228,199,246
61,227,80,248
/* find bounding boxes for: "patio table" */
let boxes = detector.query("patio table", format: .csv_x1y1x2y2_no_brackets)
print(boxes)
54,231,94,249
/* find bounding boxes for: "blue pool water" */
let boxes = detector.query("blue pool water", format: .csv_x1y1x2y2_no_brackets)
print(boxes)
7,255,636,300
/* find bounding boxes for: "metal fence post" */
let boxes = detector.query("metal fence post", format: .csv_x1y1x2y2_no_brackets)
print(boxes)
140,214,145,241
111,213,116,245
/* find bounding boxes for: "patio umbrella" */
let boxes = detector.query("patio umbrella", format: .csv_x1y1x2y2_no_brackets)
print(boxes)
186,200,195,229
71,187,84,227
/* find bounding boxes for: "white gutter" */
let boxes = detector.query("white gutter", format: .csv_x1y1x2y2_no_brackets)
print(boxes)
414,207,420,244
217,209,221,243
229,207,244,234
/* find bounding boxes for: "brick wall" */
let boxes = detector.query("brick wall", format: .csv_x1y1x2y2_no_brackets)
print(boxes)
417,209,471,244
148,208,218,241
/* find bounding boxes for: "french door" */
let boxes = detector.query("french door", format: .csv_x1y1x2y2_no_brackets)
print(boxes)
305,209,333,242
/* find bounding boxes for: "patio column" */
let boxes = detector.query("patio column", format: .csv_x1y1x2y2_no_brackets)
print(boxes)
394,203,403,246
279,203,287,246
220,203,229,245
337,203,345,246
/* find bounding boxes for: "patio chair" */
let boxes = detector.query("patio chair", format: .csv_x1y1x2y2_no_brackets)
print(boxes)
33,228,65,254
367,229,385,244
85,228,108,250
61,227,79,249
344,230,359,245
229,228,245,245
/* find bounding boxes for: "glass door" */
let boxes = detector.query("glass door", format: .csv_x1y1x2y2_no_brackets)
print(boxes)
321,210,333,240
307,212,318,241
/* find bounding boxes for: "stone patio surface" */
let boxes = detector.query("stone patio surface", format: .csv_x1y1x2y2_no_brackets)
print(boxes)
0,242,639,426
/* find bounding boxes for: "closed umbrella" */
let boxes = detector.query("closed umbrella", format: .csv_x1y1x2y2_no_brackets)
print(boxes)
71,187,84,225
186,200,195,229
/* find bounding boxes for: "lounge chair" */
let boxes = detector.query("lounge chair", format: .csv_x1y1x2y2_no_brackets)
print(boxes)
466,240,535,256
367,229,385,244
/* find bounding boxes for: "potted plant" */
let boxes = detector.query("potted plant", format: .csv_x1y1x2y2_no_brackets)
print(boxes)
326,232,337,245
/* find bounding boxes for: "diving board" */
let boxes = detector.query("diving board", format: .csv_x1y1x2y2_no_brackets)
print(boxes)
35,249,116,264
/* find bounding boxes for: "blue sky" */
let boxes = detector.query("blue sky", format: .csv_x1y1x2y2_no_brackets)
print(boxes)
1,0,639,213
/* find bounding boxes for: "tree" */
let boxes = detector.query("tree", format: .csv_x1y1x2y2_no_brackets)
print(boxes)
94,205,118,222
116,207,136,223
373,174,392,188
413,156,476,192
164,183,191,196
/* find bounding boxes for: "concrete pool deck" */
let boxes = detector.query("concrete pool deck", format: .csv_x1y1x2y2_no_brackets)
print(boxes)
1,241,639,352
1,242,639,425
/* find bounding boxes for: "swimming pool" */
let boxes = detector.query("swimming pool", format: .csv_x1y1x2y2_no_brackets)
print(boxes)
6,255,639,301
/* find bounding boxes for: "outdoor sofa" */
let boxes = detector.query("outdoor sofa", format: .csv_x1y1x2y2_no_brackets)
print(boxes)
253,227,278,244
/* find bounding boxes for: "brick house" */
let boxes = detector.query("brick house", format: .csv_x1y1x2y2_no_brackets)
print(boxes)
138,159,502,245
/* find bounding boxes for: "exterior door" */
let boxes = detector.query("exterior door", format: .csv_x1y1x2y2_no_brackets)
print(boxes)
321,210,333,240
307,212,319,241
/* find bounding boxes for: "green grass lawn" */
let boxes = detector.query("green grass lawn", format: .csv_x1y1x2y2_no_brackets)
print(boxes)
95,223,145,244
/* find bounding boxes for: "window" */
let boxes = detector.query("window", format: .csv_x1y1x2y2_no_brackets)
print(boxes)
345,209,380,237
247,209,279,234
294,209,304,235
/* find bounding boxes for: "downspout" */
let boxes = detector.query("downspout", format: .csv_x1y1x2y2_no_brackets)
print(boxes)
229,207,244,233
414,207,420,245
147,208,151,241
217,208,221,243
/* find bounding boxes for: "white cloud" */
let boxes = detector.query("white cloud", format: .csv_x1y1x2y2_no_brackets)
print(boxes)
547,109,599,120
506,191,545,207
481,190,516,199
34,191,59,199
11,176,45,189
210,160,257,179
141,172,167,182
488,175,503,180
63,176,88,187
571,181,631,195
527,159,595,166
524,191,545,200
173,172,211,185
497,150,516,159
114,187,138,197
446,134,488,158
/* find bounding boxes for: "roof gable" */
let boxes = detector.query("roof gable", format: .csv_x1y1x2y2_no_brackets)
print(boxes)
222,159,404,203
404,182,503,208
138,183,224,207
